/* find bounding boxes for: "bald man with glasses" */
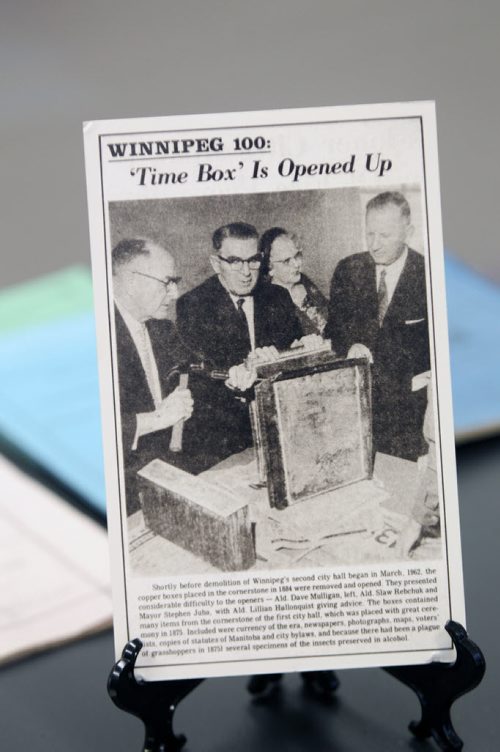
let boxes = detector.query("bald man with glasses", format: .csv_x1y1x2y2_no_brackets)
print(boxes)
112,238,196,514
177,222,302,467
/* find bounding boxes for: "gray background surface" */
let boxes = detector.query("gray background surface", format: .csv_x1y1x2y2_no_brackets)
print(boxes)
1,2,498,750
1,0,499,287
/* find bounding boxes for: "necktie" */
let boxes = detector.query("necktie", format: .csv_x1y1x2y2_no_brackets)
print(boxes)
236,297,251,349
378,269,389,326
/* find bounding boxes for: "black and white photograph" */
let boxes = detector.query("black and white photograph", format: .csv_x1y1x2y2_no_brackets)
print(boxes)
109,185,441,578
84,102,465,681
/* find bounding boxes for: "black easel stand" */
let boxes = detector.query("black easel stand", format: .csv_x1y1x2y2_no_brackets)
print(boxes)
108,639,204,752
109,620,484,751
247,669,340,697
384,620,485,751
247,620,484,751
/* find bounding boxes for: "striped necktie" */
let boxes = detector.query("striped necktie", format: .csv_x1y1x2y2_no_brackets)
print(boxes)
378,269,389,326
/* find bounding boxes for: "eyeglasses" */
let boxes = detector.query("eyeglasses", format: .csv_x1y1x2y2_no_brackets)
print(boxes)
216,254,263,271
131,270,181,288
272,251,303,267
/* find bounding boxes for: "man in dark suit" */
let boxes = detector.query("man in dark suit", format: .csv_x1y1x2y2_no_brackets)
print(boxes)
112,238,194,515
177,222,302,467
325,192,430,461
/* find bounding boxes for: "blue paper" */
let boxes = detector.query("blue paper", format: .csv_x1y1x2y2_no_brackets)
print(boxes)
445,254,500,441
0,312,106,513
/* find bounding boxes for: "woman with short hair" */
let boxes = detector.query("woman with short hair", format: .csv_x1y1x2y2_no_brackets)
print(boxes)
259,227,328,336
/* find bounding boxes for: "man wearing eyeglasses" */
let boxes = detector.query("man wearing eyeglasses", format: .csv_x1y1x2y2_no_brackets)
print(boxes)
112,238,195,515
177,221,302,467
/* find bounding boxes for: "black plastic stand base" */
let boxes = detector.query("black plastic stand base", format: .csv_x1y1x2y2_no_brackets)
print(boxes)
108,639,204,752
247,670,340,698
247,621,484,751
384,620,486,751
109,620,484,751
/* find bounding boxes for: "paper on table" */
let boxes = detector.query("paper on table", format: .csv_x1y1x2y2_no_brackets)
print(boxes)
0,454,112,665
0,266,94,335
0,268,106,513
0,311,106,512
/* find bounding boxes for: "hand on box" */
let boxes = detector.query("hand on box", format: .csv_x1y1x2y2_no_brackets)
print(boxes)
247,346,280,363
347,343,373,363
291,333,324,350
226,363,257,392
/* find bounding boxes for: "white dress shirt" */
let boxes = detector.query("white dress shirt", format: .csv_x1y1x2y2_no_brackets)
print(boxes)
115,300,163,450
116,300,162,408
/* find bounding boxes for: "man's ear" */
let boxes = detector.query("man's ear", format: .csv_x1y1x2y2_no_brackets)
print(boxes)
209,254,220,275
405,223,415,244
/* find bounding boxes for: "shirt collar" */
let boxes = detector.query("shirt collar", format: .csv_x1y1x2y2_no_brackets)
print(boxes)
115,298,146,333
376,246,408,277
228,291,252,305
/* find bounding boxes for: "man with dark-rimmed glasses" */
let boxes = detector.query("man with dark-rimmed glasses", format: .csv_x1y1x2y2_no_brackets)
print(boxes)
177,221,302,467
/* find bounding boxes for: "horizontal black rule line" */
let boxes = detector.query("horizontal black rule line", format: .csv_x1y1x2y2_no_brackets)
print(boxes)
108,150,272,163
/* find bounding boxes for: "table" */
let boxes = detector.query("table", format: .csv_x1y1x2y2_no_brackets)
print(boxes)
129,449,438,577
0,435,497,751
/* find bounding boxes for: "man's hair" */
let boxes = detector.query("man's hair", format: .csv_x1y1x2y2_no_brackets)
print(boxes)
366,191,411,221
258,227,299,276
212,222,258,252
111,238,151,273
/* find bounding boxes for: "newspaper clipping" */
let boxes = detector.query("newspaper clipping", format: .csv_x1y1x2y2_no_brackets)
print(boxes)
84,102,465,681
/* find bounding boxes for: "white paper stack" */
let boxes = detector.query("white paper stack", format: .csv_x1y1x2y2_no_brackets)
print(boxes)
0,455,112,665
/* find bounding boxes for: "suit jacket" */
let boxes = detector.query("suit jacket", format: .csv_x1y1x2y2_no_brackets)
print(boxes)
176,275,302,466
115,308,198,515
325,249,430,460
